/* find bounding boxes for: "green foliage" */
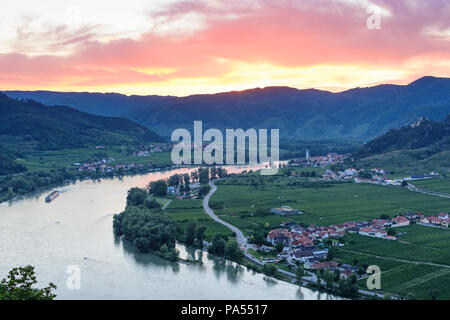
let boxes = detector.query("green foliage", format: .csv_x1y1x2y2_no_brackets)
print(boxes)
148,180,168,197
126,187,148,206
198,185,211,198
0,93,164,151
0,265,56,300
208,236,227,256
113,205,177,253
145,198,162,210
198,168,210,185
262,264,278,277
224,241,244,263
185,221,196,246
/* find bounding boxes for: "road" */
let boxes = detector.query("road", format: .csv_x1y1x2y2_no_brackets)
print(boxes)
407,183,450,199
203,180,387,299
203,181,247,248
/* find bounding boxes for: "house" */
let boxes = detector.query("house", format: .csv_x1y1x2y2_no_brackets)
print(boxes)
429,216,442,225
359,228,387,238
347,227,360,234
291,250,315,262
392,216,410,227
266,229,292,245
310,261,340,271
404,212,417,220
312,248,328,259
340,270,355,279
420,217,430,224
438,213,449,219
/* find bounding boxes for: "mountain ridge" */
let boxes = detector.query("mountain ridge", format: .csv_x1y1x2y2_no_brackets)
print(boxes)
0,94,165,151
4,76,450,140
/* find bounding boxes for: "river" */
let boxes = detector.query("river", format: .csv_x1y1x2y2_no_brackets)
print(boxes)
0,166,337,300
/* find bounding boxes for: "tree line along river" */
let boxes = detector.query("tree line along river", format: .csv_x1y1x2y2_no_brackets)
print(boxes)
0,166,338,300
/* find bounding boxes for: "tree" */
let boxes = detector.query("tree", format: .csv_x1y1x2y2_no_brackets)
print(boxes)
190,171,198,182
0,265,57,300
197,185,211,198
168,174,181,187
196,226,207,245
183,174,190,188
217,167,227,178
144,198,161,210
148,180,167,197
208,236,226,256
262,264,278,277
401,180,408,187
198,168,210,185
126,187,148,206
185,221,196,246
224,241,244,263
275,242,284,253
296,266,305,284
326,247,336,261
210,167,217,180
113,206,177,253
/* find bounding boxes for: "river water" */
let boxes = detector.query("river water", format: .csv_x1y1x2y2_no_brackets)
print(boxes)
0,166,336,300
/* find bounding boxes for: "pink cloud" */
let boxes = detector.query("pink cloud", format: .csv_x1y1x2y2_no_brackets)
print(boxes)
1,0,450,92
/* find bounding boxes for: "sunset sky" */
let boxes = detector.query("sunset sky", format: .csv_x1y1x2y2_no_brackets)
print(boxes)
1,0,450,96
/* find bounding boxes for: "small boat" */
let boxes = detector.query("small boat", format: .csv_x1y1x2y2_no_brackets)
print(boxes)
45,191,59,203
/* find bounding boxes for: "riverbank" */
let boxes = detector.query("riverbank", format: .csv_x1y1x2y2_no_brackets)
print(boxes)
1,168,327,300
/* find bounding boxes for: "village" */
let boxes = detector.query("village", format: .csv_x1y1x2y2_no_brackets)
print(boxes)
254,210,449,280
73,157,161,176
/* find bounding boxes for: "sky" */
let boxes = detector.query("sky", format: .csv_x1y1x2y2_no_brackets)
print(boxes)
1,0,450,96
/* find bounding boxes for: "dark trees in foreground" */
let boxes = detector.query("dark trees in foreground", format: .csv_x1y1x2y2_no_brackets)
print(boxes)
0,265,57,300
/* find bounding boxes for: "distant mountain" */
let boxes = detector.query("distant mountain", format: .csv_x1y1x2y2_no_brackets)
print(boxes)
354,115,450,159
0,94,164,151
5,76,450,140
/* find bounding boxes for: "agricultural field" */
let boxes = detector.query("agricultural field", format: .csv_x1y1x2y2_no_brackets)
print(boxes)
165,199,232,241
410,178,450,194
335,225,450,299
211,174,450,233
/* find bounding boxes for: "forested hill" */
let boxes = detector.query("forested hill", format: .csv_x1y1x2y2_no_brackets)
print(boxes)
0,94,165,151
5,76,450,140
354,115,450,159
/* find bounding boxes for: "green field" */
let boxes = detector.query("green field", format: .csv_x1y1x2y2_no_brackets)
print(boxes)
411,178,450,194
333,225,450,300
165,199,232,241
211,175,450,234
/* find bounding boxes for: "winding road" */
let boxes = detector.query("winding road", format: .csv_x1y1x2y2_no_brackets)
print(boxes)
203,181,247,248
203,180,388,299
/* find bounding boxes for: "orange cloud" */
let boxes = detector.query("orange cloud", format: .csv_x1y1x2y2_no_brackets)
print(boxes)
1,0,450,95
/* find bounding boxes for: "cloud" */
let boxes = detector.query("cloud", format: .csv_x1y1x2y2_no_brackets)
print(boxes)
1,0,450,95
